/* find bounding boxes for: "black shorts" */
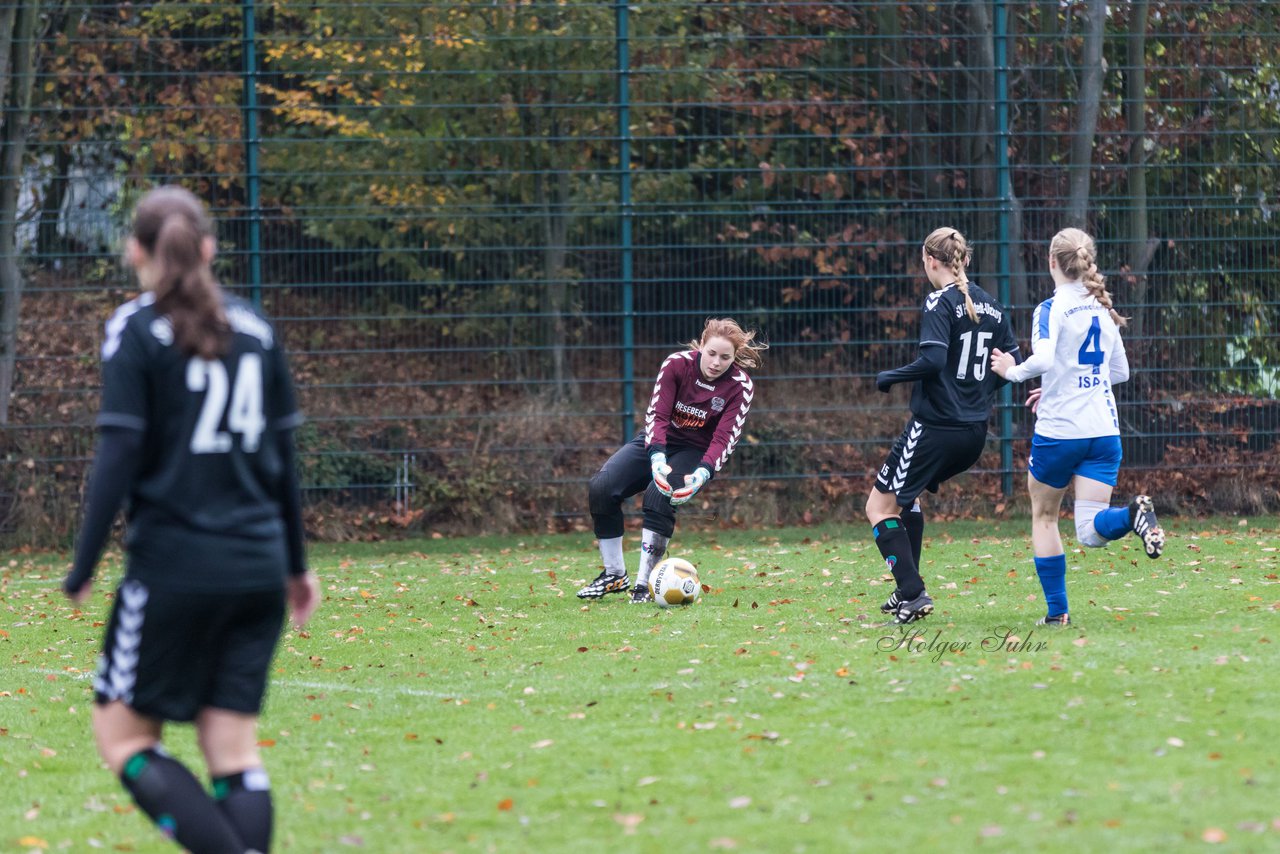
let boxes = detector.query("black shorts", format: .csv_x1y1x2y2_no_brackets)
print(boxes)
94,579,286,722
874,418,988,506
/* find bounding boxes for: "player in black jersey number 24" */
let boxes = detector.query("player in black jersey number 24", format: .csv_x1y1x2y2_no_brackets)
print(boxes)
62,187,319,854
866,228,1021,625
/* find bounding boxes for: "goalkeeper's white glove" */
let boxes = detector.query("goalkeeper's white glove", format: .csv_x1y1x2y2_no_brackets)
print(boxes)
670,466,710,506
650,452,674,496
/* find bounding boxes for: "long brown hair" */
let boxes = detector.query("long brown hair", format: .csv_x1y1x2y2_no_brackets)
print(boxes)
686,317,768,369
923,227,977,322
131,186,229,358
1050,227,1127,327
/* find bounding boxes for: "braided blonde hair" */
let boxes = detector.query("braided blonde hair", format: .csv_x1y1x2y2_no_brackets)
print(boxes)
1050,228,1127,327
923,227,977,322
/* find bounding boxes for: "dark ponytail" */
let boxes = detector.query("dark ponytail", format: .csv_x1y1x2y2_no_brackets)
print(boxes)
132,186,229,358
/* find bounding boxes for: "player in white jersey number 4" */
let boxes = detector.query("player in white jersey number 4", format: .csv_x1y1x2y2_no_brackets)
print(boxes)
992,228,1165,628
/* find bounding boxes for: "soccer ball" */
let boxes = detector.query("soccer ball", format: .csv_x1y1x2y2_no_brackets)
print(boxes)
651,557,701,608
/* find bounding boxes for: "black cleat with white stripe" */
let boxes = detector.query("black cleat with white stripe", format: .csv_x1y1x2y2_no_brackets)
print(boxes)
890,591,933,625
880,589,906,614
1128,494,1165,559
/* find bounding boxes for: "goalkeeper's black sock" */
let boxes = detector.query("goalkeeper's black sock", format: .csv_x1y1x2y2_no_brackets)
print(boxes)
872,517,925,600
903,502,924,567
213,768,273,853
119,746,246,853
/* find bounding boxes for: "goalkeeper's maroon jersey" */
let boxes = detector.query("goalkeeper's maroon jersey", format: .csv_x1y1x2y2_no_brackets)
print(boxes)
643,349,754,475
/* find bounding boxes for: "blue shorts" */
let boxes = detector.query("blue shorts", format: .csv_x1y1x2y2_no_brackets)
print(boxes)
1028,434,1122,489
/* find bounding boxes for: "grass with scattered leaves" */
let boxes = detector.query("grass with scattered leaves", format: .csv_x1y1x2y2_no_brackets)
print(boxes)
2,517,1277,852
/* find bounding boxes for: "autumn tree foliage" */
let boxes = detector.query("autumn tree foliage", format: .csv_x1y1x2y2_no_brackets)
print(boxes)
6,2,1279,540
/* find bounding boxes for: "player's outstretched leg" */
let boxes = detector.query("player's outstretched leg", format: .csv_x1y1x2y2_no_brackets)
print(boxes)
1129,494,1165,559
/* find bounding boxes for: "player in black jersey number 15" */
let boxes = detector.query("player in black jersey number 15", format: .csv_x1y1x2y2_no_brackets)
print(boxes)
866,228,1021,625
62,186,319,853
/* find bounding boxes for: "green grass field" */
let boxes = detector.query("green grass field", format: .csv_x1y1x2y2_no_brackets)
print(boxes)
3,518,1278,853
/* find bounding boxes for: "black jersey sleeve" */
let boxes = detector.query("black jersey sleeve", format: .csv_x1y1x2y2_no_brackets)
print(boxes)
267,331,306,575
274,429,308,577
267,340,304,430
876,345,947,392
918,290,954,349
64,427,144,594
877,290,953,391
992,313,1023,389
97,320,150,431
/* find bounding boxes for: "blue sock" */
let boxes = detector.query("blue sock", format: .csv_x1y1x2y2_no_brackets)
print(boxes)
1034,554,1069,618
1093,506,1131,541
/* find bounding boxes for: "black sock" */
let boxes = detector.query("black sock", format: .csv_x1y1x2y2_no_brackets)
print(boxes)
213,769,273,853
119,747,245,854
872,518,925,599
903,503,924,567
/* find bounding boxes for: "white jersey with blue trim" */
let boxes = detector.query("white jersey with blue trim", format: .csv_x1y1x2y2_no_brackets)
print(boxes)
1003,281,1129,439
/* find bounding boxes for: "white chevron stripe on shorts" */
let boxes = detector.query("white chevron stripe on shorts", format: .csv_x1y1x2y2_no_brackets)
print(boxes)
94,579,148,703
890,420,923,492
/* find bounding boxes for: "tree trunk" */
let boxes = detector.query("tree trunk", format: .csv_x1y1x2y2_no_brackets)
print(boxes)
875,3,949,201
535,166,578,404
0,6,17,97
1037,0,1060,148
37,144,71,255
1,0,42,425
1066,0,1107,228
966,1,1029,307
965,1,998,265
1125,0,1152,341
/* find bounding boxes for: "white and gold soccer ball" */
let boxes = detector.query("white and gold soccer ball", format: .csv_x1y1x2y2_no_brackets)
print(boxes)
650,557,701,608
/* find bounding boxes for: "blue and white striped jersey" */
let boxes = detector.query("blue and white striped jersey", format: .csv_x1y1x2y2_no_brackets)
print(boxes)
1003,281,1129,439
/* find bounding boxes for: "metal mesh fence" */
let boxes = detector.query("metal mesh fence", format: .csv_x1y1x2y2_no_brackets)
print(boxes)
4,1,1279,543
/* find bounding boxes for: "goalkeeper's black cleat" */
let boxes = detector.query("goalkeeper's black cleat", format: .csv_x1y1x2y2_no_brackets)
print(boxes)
1128,494,1165,559
1036,613,1072,627
628,583,652,604
880,589,906,614
891,591,933,625
576,571,630,600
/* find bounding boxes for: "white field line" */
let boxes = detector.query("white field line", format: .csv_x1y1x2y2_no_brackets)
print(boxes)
24,667,459,700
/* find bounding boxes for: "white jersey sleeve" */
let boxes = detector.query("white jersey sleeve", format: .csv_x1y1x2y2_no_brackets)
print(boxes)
1108,332,1130,385
1004,299,1056,383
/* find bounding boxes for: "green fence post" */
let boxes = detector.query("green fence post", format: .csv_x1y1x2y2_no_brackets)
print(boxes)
995,0,1014,497
242,0,262,306
617,0,634,444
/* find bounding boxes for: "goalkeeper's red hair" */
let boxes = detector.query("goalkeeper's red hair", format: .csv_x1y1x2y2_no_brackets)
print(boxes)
686,317,768,369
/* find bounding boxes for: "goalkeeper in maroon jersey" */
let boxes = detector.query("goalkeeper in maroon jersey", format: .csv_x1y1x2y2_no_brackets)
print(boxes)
576,318,766,603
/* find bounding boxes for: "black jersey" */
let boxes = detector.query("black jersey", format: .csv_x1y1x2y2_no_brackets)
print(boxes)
908,282,1018,425
97,293,303,591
